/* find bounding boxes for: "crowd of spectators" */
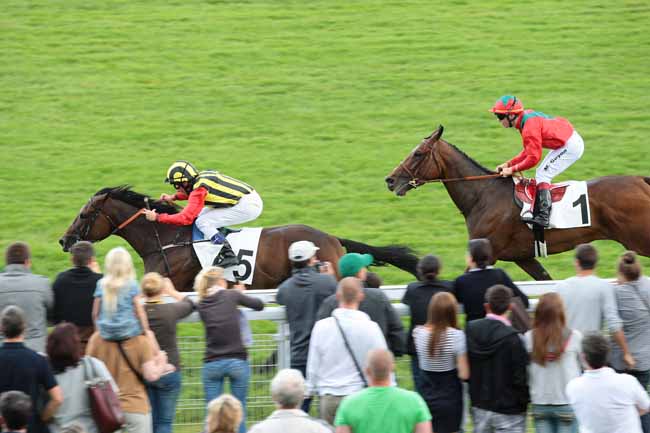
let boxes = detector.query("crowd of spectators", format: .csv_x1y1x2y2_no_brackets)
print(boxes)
2,237,650,433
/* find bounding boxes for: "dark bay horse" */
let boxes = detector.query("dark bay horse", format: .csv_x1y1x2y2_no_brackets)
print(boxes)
59,186,419,291
385,126,650,280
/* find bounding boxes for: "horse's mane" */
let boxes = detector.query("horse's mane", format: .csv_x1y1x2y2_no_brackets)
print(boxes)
443,140,496,175
95,186,179,214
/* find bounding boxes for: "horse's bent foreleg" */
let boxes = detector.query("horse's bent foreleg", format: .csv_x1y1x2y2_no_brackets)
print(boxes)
515,258,553,281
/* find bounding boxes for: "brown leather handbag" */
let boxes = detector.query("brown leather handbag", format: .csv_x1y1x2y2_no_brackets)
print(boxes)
83,356,125,433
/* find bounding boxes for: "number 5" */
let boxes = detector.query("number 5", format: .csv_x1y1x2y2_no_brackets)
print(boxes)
233,249,254,281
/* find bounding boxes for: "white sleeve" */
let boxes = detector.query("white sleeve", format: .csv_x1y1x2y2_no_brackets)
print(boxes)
305,322,322,396
630,376,650,410
91,357,120,393
456,329,467,355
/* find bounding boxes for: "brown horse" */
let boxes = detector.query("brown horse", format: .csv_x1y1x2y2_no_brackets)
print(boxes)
59,186,419,290
385,126,650,280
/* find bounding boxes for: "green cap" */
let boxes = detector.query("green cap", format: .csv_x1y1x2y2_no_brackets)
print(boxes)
338,253,374,277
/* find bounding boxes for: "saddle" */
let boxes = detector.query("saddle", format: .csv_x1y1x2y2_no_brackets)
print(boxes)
513,178,569,209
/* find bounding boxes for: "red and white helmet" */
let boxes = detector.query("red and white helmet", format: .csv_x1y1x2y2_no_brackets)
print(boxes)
489,95,524,114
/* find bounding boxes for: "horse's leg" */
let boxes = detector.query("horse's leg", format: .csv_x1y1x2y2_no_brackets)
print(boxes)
515,258,553,281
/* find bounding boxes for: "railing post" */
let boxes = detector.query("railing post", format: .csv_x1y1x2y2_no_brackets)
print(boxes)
276,320,291,370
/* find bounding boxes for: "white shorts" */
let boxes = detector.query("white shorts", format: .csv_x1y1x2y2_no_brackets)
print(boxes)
195,190,263,239
535,130,584,184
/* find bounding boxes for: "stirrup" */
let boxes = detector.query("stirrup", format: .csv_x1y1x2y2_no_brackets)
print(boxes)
218,227,242,236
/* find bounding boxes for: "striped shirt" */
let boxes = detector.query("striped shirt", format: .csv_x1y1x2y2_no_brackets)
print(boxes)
413,326,466,372
194,170,253,207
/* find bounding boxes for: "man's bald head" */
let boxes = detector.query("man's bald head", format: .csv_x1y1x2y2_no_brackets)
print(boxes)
336,277,364,306
365,349,394,382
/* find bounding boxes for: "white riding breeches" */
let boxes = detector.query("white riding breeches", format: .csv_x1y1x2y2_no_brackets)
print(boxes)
535,130,584,184
195,190,263,239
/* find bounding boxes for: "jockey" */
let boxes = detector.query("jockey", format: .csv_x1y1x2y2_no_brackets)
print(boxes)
491,95,584,228
143,161,263,268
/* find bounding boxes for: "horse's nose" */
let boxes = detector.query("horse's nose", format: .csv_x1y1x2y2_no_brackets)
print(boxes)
385,176,395,190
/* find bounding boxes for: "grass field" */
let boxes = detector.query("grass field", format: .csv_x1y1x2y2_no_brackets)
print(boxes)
2,1,649,429
3,0,649,284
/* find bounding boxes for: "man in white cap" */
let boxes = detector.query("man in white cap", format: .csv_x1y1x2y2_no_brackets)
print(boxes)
277,241,337,413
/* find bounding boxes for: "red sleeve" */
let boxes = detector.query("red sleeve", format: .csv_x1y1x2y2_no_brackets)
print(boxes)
157,188,207,226
173,191,188,200
507,149,528,167
509,120,543,172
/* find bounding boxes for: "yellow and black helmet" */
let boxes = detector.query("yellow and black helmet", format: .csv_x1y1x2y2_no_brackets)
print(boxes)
165,160,199,185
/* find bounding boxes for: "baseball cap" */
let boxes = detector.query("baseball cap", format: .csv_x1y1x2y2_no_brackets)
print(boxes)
288,241,320,262
338,253,374,277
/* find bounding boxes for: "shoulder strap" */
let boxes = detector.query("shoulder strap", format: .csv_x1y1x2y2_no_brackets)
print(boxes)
333,315,368,388
628,281,650,316
82,356,95,381
116,341,146,384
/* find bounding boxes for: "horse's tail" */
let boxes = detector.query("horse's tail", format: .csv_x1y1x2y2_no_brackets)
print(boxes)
336,238,419,277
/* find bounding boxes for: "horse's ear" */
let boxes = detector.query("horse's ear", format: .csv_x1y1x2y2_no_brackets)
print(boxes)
430,125,444,141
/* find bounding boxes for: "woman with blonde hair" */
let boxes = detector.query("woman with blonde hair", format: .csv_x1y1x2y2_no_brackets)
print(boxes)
206,394,243,433
413,291,468,433
612,251,650,433
524,292,582,433
197,267,264,433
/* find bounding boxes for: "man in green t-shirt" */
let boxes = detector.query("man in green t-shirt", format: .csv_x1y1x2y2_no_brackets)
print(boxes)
334,349,432,433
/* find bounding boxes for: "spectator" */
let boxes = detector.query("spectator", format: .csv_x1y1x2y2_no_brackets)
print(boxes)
466,285,529,433
46,323,117,433
334,348,432,433
566,333,650,433
317,253,405,356
86,317,168,432
364,272,382,289
248,369,332,433
141,272,195,433
524,293,582,433
611,251,650,432
0,390,32,433
453,239,528,324
402,255,454,393
306,277,388,425
206,394,243,433
0,306,63,433
413,292,468,433
555,243,634,368
196,266,264,433
0,242,53,353
276,241,337,413
52,241,102,352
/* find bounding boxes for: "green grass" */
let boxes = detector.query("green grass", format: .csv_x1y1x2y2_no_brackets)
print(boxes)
2,0,649,284
2,1,649,429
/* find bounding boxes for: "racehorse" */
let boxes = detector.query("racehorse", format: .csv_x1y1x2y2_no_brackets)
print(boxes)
385,125,650,280
59,186,419,290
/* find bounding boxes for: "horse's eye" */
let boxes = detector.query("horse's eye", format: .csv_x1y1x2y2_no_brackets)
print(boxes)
79,213,88,219
413,151,423,158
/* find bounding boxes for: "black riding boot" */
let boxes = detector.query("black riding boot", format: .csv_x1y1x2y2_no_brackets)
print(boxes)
212,240,239,268
522,189,552,228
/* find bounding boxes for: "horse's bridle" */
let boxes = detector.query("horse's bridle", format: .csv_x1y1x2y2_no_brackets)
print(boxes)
400,140,502,187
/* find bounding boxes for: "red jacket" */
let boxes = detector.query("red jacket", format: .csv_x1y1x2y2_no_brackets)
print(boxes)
157,187,208,225
507,110,574,172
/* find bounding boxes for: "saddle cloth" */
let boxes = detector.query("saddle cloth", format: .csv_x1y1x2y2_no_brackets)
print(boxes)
192,225,263,284
513,178,591,229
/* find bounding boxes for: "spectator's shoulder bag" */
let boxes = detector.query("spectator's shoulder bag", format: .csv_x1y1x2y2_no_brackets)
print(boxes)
83,356,124,433
116,340,146,384
333,315,368,388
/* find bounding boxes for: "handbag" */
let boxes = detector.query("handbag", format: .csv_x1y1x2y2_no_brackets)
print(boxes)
333,315,368,387
82,357,124,433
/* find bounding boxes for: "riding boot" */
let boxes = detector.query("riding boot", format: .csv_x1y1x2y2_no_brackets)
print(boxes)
522,189,552,228
212,240,240,268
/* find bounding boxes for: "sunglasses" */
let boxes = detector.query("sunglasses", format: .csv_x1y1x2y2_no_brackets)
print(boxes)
495,113,507,120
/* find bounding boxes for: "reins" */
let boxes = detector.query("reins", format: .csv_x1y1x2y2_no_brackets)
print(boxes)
407,173,504,188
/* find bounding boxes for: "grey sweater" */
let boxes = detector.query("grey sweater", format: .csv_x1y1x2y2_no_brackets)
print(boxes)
0,264,53,352
611,277,650,371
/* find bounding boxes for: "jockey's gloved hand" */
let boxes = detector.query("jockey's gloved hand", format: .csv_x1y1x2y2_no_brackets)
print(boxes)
211,232,226,245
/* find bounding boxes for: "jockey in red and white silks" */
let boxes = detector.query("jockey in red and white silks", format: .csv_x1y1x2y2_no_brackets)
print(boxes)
491,95,584,227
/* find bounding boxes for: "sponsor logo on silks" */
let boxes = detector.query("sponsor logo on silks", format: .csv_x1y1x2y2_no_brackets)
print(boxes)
544,165,550,171
549,148,568,165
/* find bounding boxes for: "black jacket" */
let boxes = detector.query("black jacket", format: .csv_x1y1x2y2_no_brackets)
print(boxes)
318,285,406,356
402,279,454,355
454,268,529,323
276,267,337,366
52,266,102,326
466,318,529,414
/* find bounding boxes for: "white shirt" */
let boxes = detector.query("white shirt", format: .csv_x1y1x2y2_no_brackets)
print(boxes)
305,308,387,396
248,409,333,433
566,367,650,433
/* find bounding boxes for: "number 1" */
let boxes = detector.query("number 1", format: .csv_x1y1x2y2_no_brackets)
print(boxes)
572,194,588,224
